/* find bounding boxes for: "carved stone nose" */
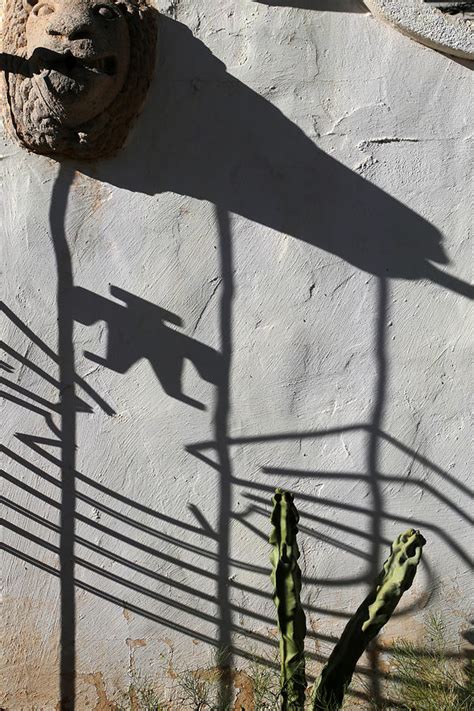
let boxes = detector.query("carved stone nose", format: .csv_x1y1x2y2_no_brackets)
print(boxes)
67,25,93,41
47,25,92,41
45,10,95,42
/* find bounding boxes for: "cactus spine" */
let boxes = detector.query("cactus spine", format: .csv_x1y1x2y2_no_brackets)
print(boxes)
270,489,307,710
312,528,426,710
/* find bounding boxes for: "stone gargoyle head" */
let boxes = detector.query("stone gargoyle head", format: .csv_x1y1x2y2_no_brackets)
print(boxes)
1,0,158,159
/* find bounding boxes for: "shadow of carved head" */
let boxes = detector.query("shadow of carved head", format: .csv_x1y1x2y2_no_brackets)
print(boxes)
2,0,158,159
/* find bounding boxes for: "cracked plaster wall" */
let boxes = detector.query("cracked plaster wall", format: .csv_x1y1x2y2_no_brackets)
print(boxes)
1,0,472,707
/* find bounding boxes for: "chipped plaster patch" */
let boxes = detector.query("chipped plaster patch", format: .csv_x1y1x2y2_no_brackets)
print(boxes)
364,0,474,58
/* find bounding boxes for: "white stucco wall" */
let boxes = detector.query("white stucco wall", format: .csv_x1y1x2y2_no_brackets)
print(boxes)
1,1,472,708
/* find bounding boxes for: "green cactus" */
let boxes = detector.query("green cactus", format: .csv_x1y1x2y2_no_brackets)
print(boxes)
270,489,307,710
312,528,426,710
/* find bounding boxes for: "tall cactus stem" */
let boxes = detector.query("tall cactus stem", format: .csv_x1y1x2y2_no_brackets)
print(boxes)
312,528,426,710
270,489,307,710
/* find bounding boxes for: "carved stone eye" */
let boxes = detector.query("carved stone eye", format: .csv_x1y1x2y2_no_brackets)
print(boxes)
33,2,54,16
94,4,119,19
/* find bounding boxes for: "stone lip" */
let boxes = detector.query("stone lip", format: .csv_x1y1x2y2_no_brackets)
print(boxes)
364,0,474,58
32,48,118,76
30,48,119,99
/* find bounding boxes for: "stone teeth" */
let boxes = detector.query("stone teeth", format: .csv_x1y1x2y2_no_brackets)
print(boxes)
79,58,103,71
84,58,106,72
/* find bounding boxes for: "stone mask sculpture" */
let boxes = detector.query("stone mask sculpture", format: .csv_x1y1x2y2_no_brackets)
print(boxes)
2,0,158,159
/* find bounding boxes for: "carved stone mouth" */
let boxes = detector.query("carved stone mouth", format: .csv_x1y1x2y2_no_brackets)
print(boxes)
37,49,118,77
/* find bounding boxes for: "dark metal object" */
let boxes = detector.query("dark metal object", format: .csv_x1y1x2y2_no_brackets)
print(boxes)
424,0,474,14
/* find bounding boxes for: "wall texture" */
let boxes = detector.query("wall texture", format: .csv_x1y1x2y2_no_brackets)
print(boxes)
1,0,472,708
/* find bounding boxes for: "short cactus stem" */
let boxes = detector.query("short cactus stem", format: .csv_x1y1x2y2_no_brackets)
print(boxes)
312,528,426,710
270,489,307,710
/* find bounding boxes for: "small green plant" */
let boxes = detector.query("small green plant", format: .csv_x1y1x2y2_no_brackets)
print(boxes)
177,667,217,710
376,612,474,710
269,489,426,711
246,651,281,710
114,671,166,710
176,648,233,711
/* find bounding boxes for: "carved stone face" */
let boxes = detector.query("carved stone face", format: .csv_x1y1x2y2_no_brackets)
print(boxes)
25,0,131,126
2,0,158,159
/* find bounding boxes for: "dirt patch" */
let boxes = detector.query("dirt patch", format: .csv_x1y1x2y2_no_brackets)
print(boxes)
81,673,114,711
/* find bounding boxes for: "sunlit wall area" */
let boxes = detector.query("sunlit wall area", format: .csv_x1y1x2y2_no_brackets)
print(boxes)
1,1,471,708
